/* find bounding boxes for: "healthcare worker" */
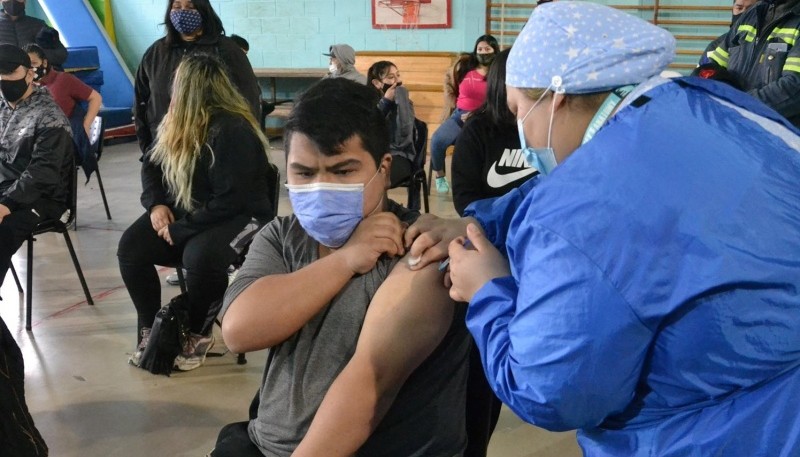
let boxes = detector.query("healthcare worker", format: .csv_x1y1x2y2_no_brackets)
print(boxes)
404,2,800,455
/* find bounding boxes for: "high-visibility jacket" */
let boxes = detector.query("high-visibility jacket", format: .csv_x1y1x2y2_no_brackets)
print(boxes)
708,0,800,126
463,76,800,456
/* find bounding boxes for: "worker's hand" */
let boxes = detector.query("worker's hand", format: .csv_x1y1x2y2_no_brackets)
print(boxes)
0,203,10,223
404,214,473,270
150,205,174,232
336,212,406,275
447,223,509,302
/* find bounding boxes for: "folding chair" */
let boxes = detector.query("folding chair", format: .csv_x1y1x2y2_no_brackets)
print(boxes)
391,118,430,213
9,159,94,331
87,116,112,220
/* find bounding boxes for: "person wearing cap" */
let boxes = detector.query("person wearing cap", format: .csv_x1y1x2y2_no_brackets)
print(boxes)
324,44,367,85
0,43,73,457
0,0,67,68
707,0,800,127
403,2,800,455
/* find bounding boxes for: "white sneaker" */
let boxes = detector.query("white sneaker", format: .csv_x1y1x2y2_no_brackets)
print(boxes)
173,333,215,371
165,269,187,286
128,327,151,367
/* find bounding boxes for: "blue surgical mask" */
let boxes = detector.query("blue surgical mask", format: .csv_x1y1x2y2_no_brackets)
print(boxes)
517,88,558,175
170,9,202,35
286,170,383,248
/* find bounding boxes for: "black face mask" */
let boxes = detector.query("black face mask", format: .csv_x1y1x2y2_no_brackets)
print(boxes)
1,76,30,103
33,65,48,81
2,1,25,17
731,12,742,26
477,53,495,66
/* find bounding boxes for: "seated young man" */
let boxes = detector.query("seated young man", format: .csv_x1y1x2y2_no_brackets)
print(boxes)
211,78,470,457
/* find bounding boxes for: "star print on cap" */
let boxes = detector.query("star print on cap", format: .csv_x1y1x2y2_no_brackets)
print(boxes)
507,1,675,94
170,9,203,35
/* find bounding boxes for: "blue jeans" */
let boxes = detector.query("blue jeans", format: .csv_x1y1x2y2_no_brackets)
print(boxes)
431,108,467,173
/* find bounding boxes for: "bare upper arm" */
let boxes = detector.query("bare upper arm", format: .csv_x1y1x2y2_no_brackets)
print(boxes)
350,256,456,388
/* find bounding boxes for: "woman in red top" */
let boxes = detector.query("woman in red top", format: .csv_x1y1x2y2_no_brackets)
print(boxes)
25,43,103,178
430,35,498,194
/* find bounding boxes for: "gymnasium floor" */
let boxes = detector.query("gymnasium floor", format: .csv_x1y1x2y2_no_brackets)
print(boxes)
1,139,581,457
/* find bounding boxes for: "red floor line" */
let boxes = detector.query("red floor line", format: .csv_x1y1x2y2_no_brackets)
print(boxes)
30,266,174,328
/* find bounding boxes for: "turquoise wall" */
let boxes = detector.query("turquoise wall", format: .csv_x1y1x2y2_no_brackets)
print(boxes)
105,0,486,73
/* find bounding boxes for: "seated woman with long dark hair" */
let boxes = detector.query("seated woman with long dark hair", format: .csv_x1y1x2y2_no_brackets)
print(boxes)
118,54,273,372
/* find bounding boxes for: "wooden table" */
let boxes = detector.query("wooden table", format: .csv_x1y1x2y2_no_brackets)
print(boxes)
253,68,329,104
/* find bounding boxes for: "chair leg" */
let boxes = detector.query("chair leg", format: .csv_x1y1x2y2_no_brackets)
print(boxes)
26,238,33,331
94,166,112,220
62,231,94,306
421,175,430,214
176,267,187,294
9,262,23,293
426,159,432,196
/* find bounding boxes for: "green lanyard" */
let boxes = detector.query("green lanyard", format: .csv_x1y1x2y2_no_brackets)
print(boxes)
581,85,636,145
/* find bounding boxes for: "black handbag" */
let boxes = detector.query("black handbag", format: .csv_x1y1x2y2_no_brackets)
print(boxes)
138,293,190,376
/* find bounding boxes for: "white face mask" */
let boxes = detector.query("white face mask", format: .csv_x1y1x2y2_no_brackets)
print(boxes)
328,63,338,75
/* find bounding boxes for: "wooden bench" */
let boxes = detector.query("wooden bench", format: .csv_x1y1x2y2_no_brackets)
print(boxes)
355,51,460,142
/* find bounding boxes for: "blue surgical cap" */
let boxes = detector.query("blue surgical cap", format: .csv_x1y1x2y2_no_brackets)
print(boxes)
507,1,676,94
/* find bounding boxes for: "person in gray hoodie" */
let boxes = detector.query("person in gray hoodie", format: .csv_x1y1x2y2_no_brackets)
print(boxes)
324,44,367,84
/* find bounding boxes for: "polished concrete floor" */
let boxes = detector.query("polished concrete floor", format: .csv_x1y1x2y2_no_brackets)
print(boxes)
1,140,582,457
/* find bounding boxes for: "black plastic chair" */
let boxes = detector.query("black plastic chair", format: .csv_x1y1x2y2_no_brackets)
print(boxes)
391,118,430,213
9,159,94,331
174,162,282,365
87,116,112,220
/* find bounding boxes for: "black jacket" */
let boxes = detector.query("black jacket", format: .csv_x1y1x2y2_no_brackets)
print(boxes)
134,34,261,155
140,112,273,246
0,13,68,67
451,113,535,216
708,0,800,126
0,87,73,214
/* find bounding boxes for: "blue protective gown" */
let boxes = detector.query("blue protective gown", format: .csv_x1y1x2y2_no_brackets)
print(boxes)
464,77,800,456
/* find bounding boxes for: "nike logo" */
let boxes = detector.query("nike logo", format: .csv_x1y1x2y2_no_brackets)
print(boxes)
486,162,536,188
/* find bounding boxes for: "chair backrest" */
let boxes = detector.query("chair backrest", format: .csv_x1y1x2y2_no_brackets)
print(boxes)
267,162,281,220
88,116,104,160
412,118,428,172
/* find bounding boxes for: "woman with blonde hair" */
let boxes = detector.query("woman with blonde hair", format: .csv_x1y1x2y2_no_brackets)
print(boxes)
118,53,274,372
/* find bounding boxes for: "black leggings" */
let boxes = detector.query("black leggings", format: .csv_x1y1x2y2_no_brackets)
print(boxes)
117,213,248,341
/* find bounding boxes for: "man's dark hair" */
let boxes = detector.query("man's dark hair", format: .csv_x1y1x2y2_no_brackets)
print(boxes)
163,0,225,46
285,78,389,166
230,34,249,52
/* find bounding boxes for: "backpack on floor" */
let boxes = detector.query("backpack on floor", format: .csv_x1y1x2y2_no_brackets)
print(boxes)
139,293,189,376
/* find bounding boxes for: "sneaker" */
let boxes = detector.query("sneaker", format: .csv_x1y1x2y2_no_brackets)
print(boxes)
435,176,450,194
128,327,151,367
165,269,187,286
173,333,215,371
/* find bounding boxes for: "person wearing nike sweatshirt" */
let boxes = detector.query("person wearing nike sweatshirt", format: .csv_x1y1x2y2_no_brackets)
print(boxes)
450,48,535,457
452,49,535,217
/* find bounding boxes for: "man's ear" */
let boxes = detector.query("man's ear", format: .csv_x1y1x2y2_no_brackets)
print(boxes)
380,153,393,189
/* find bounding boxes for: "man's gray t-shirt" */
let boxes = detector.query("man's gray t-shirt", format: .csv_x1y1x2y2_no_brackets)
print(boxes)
222,201,469,456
